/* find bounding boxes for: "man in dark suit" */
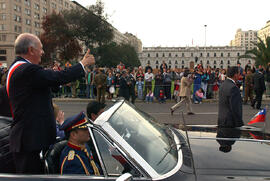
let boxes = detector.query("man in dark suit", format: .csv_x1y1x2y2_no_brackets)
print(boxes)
251,68,266,110
7,33,95,174
218,66,243,128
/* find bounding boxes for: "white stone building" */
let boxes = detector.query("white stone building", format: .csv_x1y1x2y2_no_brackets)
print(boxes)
139,46,253,69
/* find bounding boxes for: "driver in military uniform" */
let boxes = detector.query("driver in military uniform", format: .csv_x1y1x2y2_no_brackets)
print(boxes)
59,112,101,175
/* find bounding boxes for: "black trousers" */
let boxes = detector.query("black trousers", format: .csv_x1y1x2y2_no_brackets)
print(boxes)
13,151,44,174
253,90,263,109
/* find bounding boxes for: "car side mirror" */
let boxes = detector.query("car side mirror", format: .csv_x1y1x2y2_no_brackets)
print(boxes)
116,173,132,181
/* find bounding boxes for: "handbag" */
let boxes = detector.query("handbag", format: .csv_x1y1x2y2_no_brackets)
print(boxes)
109,86,115,94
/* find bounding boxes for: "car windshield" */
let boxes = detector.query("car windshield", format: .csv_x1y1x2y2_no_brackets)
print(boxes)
107,102,178,175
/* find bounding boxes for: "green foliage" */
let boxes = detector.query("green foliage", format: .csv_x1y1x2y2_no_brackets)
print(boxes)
63,3,113,50
97,42,140,68
239,36,270,67
40,12,82,65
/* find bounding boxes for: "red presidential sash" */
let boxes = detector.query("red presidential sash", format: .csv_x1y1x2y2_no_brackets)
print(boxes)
6,61,27,118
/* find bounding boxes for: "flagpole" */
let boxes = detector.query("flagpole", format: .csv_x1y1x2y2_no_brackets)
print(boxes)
263,105,268,139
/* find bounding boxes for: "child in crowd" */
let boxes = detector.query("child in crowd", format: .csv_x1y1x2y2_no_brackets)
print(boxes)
159,89,166,103
173,79,181,102
136,77,144,100
145,90,154,103
194,88,204,104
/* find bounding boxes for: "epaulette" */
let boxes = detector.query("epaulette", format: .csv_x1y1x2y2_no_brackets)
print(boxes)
68,150,75,160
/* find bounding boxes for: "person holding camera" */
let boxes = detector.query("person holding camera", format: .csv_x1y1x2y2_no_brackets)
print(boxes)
170,68,195,115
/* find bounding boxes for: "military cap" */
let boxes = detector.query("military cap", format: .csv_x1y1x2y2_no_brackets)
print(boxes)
59,111,88,132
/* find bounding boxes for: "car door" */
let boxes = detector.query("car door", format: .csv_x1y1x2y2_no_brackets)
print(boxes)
90,127,150,181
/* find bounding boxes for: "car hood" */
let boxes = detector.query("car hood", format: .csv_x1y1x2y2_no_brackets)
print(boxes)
178,125,270,175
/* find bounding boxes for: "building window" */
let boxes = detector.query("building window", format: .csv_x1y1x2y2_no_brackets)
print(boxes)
207,53,209,57
156,65,158,69
221,53,223,57
25,19,31,25
147,60,150,64
200,53,203,57
0,3,6,10
34,13,40,19
207,60,209,64
182,65,184,68
221,65,223,69
182,53,184,57
0,56,6,61
25,8,31,16
0,50,6,54
182,60,184,64
169,65,171,69
147,53,150,57
35,31,40,36
214,65,216,69
214,60,216,64
14,25,22,33
25,0,30,7
14,15,22,22
25,27,31,33
52,3,56,9
175,54,178,57
156,53,158,57
191,53,193,57
214,53,216,57
227,60,230,64
162,53,165,57
228,53,230,57
237,52,240,56
65,2,69,8
155,60,158,64
169,53,171,57
0,14,6,20
43,7,47,14
0,24,6,31
14,4,22,12
221,60,223,64
175,60,178,64
34,22,40,28
0,34,6,41
175,65,178,68
34,4,40,10
168,60,171,64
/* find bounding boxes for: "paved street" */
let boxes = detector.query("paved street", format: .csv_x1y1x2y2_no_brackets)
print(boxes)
54,99,270,129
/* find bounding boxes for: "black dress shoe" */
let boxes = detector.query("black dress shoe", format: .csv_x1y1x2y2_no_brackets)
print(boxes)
187,112,195,115
251,104,255,109
170,108,174,116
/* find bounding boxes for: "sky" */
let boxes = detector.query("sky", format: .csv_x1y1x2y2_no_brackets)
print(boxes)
75,0,270,47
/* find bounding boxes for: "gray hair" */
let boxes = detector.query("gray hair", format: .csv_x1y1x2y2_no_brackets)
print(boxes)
14,33,39,55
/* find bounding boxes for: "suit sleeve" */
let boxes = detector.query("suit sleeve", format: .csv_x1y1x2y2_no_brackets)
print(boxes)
229,86,243,127
25,63,85,88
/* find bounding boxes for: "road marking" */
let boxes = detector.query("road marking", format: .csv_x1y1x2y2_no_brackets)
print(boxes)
150,112,218,115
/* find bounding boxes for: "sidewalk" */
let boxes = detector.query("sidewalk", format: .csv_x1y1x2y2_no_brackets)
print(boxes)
53,96,270,103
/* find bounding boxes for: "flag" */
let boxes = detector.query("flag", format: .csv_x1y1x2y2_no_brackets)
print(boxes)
249,132,263,140
248,108,266,125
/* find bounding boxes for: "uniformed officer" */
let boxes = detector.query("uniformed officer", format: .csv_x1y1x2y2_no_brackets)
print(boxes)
59,112,101,175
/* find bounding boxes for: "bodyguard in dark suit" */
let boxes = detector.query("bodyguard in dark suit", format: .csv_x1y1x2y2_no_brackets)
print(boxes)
7,33,95,174
251,68,266,110
218,66,243,128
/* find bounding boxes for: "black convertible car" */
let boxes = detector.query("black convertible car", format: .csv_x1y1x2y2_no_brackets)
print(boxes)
0,99,270,180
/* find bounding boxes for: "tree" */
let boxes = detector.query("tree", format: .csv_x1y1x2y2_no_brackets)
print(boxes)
239,36,270,67
63,1,113,51
97,42,140,68
40,12,82,65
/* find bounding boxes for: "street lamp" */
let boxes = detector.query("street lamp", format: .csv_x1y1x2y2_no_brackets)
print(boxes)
204,25,207,47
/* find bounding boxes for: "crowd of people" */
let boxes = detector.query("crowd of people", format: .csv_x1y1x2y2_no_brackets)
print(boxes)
3,60,268,105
